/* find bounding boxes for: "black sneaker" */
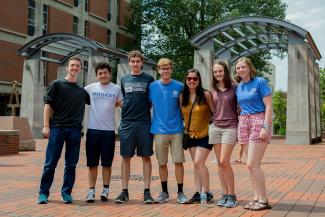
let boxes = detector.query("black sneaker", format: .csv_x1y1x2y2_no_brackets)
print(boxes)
144,191,155,204
115,191,129,204
188,192,200,204
207,192,214,204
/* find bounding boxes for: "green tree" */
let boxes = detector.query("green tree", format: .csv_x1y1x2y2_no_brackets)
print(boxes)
273,90,287,135
319,68,325,130
126,0,287,81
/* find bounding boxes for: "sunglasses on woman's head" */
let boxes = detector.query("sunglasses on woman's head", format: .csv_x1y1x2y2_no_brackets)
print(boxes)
186,76,198,81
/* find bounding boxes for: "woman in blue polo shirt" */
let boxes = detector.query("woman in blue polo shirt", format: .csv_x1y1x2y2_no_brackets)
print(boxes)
235,57,272,211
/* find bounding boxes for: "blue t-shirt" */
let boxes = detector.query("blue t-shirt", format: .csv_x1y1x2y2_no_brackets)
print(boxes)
149,79,184,134
236,77,272,115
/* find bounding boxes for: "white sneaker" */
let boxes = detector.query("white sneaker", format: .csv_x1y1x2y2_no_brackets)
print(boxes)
100,187,109,201
86,188,95,202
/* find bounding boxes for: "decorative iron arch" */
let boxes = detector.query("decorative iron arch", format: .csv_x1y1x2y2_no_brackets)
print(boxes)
190,16,321,64
17,32,131,64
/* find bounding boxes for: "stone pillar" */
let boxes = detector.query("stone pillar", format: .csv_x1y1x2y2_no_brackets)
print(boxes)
216,48,232,75
20,57,46,138
308,52,316,142
286,33,311,144
314,63,321,141
194,50,214,90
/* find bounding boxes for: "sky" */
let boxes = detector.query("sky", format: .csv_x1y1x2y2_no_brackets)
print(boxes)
271,0,325,91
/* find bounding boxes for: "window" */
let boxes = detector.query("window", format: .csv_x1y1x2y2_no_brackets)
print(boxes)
42,5,49,35
84,21,88,37
107,0,111,21
28,0,36,36
73,0,79,7
84,0,89,12
73,16,79,34
107,29,111,45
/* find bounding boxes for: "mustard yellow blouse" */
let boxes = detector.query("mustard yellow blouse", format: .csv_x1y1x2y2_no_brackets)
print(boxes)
181,101,211,139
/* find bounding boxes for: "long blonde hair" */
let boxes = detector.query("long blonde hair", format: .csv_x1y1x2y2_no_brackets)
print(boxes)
234,57,256,82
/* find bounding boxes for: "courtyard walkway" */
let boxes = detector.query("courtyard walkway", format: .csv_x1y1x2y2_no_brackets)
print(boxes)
0,138,325,217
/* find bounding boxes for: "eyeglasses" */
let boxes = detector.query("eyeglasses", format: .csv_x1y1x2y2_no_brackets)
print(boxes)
186,76,198,81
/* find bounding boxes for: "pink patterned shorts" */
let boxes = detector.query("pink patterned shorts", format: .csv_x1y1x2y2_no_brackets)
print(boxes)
238,113,271,144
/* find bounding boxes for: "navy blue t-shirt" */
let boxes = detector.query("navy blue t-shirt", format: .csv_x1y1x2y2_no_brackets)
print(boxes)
120,72,154,122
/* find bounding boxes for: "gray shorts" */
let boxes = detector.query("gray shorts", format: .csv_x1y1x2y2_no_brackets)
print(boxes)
209,123,237,145
119,121,153,157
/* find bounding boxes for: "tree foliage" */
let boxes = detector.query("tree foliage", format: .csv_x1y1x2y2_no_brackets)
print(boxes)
273,90,287,135
319,68,325,130
126,0,287,81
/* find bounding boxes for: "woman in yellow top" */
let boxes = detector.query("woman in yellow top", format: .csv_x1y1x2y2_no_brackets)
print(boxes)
180,68,214,205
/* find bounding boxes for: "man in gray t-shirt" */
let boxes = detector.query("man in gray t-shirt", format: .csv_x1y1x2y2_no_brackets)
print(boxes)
115,50,155,204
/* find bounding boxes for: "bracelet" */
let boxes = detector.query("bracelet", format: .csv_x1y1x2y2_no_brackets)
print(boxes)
261,124,269,129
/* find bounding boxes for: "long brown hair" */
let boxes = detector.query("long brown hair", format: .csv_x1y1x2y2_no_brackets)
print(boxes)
211,60,233,91
234,57,256,82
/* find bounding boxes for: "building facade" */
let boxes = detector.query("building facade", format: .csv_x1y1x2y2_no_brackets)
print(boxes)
0,0,134,116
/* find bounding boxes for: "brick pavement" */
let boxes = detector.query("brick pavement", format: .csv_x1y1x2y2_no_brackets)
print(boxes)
0,138,325,217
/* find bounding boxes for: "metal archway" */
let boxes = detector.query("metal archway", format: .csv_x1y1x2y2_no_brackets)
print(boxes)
190,16,322,145
191,16,321,63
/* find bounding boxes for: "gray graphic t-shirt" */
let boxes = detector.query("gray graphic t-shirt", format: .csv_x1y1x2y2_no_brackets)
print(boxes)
120,72,154,122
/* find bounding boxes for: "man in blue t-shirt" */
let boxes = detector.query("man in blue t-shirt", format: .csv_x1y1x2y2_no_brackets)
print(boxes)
149,58,188,204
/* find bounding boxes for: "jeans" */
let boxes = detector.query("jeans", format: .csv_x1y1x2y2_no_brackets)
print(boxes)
39,127,81,196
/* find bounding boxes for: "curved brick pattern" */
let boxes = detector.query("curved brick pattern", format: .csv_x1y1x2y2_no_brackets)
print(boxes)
0,138,325,216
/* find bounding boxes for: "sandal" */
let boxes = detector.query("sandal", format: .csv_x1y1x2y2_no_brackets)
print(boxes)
249,201,271,211
243,200,257,209
233,160,242,164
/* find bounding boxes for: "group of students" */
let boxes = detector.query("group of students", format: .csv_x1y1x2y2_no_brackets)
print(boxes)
37,50,272,211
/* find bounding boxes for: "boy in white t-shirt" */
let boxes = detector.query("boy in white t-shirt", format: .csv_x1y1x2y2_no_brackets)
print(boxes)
84,62,123,202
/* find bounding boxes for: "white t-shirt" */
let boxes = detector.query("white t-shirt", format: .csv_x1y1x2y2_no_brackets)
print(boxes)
85,82,123,131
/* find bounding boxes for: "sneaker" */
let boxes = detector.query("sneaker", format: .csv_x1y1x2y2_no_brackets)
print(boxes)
37,193,48,204
188,192,200,204
200,192,208,207
207,192,214,204
144,191,155,204
62,193,74,203
155,191,169,203
86,188,95,203
115,191,129,204
225,194,237,208
217,194,228,207
177,192,189,204
100,188,109,201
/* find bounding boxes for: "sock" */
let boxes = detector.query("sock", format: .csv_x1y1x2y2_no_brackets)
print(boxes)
123,189,128,193
177,183,183,193
161,181,168,193
103,185,109,189
144,189,150,193
89,187,95,189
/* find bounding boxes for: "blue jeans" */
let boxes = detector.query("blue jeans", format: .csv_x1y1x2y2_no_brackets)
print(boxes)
39,127,81,196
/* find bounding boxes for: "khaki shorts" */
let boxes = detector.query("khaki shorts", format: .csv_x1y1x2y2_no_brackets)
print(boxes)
209,123,237,145
154,134,185,165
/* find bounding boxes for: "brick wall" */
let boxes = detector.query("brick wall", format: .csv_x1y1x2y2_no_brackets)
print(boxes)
118,0,130,27
88,22,107,44
0,41,24,83
48,7,73,33
0,130,19,155
0,0,28,34
89,0,108,20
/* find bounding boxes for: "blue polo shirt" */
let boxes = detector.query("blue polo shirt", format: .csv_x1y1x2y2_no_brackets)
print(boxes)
236,77,272,115
149,79,184,134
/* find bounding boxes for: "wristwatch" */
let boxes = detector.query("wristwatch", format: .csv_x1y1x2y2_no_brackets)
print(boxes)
262,124,269,129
